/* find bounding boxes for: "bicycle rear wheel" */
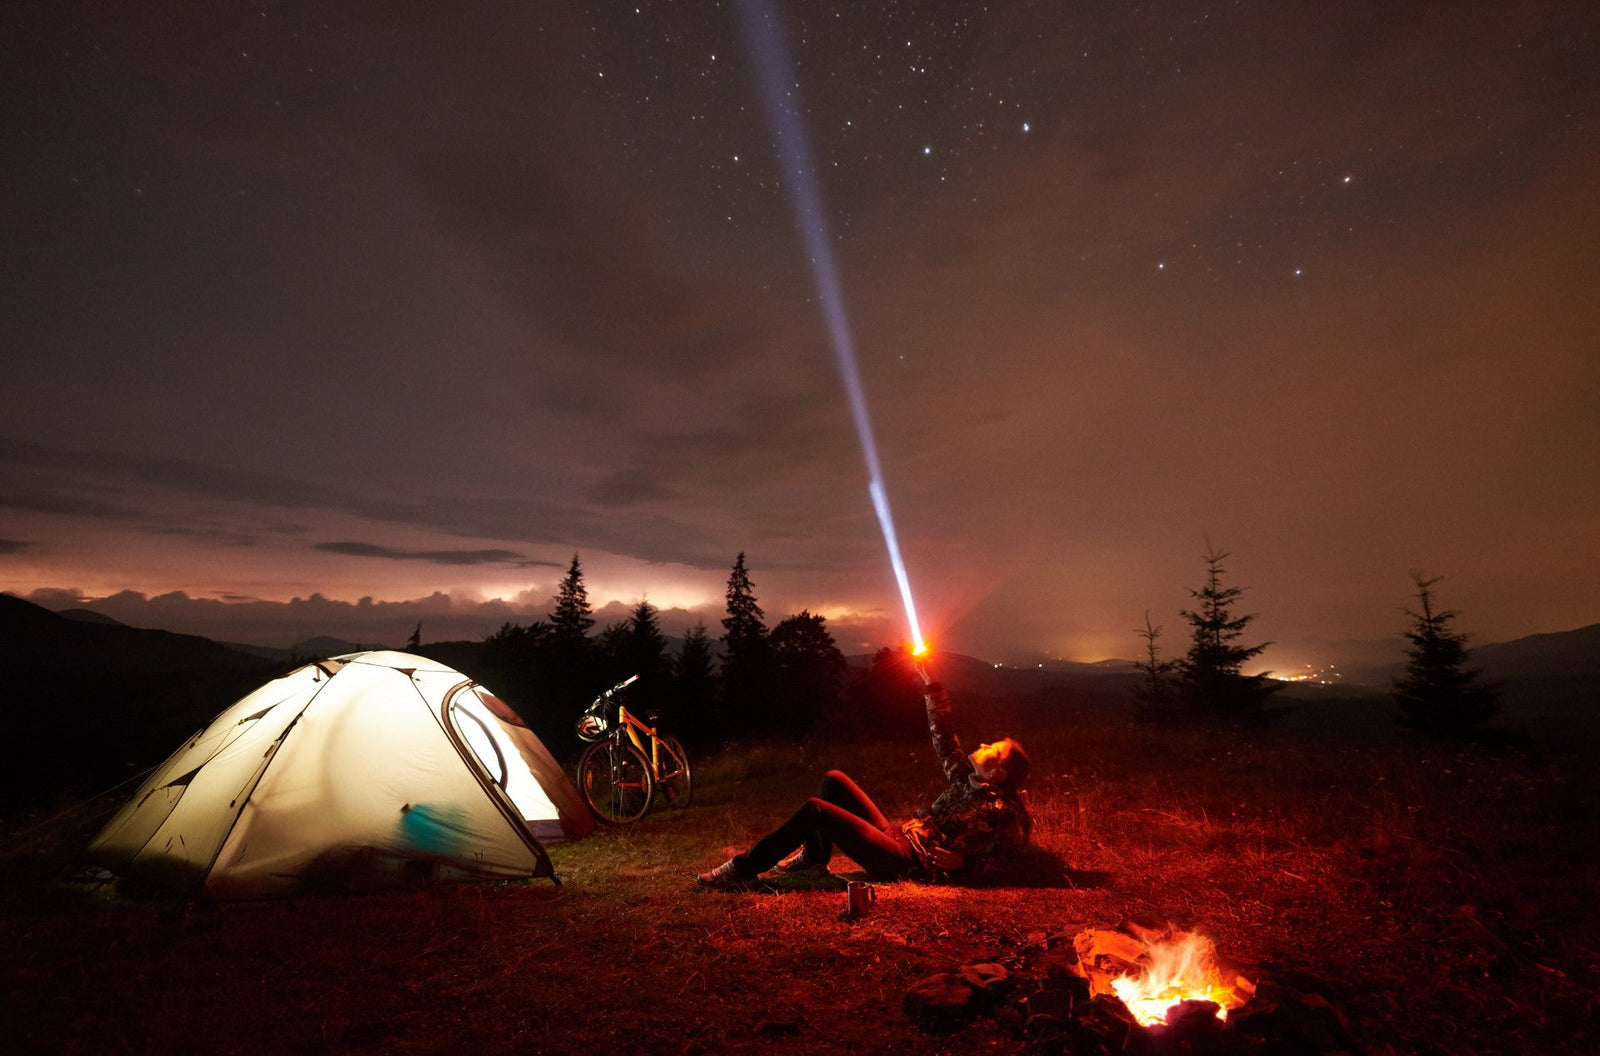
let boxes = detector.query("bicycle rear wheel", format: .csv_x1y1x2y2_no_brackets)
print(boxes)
578,740,654,824
655,736,693,810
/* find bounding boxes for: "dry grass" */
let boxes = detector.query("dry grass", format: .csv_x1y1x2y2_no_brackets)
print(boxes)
2,693,1596,1054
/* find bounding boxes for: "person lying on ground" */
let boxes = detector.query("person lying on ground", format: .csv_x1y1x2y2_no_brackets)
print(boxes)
697,662,1031,889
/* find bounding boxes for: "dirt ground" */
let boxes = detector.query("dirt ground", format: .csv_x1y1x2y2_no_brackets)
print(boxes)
3,692,1596,1054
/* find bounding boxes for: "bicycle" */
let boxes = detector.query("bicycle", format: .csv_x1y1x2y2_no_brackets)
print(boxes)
573,675,693,824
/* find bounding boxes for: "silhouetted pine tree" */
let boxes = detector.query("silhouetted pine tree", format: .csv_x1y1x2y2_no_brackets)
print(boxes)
627,599,669,669
1393,574,1499,736
599,599,672,715
480,620,559,743
1132,611,1180,721
768,610,848,733
1176,545,1279,722
595,620,631,672
672,622,717,743
550,553,596,643
719,552,770,732
545,554,598,710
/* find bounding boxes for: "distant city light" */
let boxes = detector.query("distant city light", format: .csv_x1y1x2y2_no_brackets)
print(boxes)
1270,663,1342,685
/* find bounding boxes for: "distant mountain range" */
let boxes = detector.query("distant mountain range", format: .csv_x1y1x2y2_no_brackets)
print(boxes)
8,595,271,675
26,593,1600,694
51,607,376,663
26,593,1600,680
858,627,1600,723
1,594,278,807
1469,622,1600,716
3,590,1594,804
1472,622,1600,680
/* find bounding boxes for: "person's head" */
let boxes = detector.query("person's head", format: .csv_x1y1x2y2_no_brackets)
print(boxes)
969,737,1030,791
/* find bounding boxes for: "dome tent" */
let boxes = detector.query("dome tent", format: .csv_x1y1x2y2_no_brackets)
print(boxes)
86,650,593,898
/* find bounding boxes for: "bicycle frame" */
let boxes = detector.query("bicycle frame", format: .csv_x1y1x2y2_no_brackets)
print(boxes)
578,676,686,784
576,676,693,824
614,704,685,781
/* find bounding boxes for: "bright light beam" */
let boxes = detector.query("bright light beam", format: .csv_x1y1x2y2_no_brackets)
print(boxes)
736,0,926,653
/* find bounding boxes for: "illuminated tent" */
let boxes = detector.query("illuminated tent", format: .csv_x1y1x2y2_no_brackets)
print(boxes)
85,650,593,898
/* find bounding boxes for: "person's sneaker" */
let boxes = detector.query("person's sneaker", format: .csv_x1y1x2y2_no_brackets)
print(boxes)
776,848,830,876
697,858,749,889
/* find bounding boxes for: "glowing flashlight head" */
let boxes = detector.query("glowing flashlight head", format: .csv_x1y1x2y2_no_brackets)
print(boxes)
910,640,929,658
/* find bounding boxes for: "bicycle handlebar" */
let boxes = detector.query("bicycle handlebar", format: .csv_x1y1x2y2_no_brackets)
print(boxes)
588,674,641,710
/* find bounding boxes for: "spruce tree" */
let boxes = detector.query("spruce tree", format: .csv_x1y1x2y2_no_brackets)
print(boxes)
595,620,631,672
546,553,597,707
1393,574,1499,736
619,599,672,711
1176,545,1279,721
673,623,717,742
550,553,595,644
626,599,669,672
719,552,770,729
1132,611,1179,721
480,620,554,738
768,610,849,732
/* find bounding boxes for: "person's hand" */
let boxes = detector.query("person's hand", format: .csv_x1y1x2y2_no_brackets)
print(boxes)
927,846,965,872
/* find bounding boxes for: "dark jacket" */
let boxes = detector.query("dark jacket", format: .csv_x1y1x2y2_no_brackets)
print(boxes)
902,681,1030,877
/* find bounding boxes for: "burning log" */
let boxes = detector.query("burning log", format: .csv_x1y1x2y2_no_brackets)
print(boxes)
903,924,1362,1054
1074,923,1253,1026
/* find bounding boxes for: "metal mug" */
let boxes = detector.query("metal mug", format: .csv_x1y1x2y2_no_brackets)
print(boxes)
842,880,876,921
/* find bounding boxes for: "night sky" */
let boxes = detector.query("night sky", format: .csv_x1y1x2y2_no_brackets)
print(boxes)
3,2,1596,666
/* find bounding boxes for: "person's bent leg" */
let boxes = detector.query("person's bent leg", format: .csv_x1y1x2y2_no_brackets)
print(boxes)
770,771,894,868
816,770,894,830
738,798,914,880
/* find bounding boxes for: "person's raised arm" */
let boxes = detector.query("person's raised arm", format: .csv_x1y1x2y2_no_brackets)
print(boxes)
917,660,973,783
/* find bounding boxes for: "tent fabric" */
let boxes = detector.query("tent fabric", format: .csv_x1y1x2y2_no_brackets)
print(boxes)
86,650,592,898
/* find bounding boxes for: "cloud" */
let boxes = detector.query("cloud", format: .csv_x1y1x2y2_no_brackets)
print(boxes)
0,487,129,519
589,469,677,510
37,587,660,652
141,523,266,547
0,434,861,577
27,583,894,660
0,438,332,511
24,587,86,607
0,539,28,555
313,541,559,568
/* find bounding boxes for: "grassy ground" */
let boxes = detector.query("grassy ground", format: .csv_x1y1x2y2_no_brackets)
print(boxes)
2,691,1596,1055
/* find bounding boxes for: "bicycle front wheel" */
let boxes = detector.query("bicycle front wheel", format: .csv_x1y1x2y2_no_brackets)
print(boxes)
578,740,654,824
656,736,693,810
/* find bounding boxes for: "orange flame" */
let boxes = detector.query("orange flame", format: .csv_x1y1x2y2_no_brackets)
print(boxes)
1107,931,1240,1026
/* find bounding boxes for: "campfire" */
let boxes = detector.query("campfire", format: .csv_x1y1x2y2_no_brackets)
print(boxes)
903,922,1360,1053
1076,925,1251,1026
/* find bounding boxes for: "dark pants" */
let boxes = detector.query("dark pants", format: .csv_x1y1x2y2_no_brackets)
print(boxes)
734,770,918,881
